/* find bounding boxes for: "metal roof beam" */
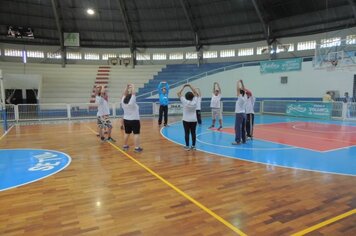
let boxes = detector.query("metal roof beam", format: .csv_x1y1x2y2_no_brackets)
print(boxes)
251,0,270,43
50,0,66,67
347,0,356,22
179,0,201,51
116,0,135,53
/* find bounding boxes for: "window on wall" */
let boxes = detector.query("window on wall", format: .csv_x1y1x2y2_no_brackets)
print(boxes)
4,49,22,57
102,53,116,60
136,53,150,60
119,53,131,58
186,52,197,59
297,41,316,51
220,49,235,58
84,53,100,60
47,52,61,59
67,52,82,60
169,52,184,60
320,37,341,48
238,48,254,56
276,44,294,53
203,51,217,58
152,53,167,60
346,35,356,45
27,51,44,58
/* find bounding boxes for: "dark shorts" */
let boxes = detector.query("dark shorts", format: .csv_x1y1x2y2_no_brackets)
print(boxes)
124,119,140,134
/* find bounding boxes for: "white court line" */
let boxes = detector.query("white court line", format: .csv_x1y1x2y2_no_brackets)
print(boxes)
0,148,72,192
292,123,356,134
196,131,296,151
160,123,356,177
162,121,356,153
0,125,14,141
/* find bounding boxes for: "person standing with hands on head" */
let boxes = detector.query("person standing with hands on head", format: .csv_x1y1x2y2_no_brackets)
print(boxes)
209,82,223,130
158,81,169,126
95,85,115,142
177,84,199,151
232,80,247,145
245,88,255,139
121,84,143,153
195,88,202,125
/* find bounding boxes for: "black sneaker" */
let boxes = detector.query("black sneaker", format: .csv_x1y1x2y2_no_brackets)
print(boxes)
107,137,116,142
217,126,223,130
134,147,143,153
123,145,129,151
208,125,214,129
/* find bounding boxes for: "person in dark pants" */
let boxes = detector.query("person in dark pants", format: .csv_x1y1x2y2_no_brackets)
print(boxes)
177,84,198,151
196,88,202,125
245,88,255,139
232,80,247,145
158,81,169,126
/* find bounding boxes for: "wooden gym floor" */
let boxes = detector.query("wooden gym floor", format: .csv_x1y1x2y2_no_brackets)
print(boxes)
0,117,355,236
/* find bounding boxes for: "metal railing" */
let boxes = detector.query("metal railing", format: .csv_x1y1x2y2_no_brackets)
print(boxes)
1,100,354,126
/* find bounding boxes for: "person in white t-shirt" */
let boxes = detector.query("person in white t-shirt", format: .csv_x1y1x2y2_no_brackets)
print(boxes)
209,82,223,130
232,80,247,145
195,88,202,125
177,84,199,151
95,85,115,142
121,84,143,153
245,88,256,139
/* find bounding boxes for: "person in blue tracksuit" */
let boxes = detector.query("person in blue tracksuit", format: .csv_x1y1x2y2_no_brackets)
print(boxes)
158,81,169,126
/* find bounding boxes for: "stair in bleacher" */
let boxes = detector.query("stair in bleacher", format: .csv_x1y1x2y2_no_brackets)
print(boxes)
137,62,235,99
90,66,110,103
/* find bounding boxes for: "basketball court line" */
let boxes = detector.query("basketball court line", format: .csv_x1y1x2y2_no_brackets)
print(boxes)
0,125,14,141
292,123,356,134
161,121,356,177
0,148,72,192
291,209,356,236
86,126,247,236
196,131,297,151
258,125,355,145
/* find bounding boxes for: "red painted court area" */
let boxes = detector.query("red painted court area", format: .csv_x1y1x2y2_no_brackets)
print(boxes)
221,122,356,152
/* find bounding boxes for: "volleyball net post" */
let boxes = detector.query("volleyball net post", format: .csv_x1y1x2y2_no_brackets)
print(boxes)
0,69,8,132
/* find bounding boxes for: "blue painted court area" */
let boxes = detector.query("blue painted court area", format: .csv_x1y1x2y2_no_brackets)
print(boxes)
161,115,356,176
0,149,71,191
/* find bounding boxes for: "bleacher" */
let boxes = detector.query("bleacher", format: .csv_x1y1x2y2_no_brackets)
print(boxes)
108,65,164,101
0,62,97,104
137,62,236,99
0,62,164,104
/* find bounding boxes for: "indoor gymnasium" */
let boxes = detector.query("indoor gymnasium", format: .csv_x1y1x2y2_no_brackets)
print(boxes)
0,0,355,235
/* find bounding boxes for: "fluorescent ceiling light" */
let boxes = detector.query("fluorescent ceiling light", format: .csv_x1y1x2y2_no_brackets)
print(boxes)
87,8,95,15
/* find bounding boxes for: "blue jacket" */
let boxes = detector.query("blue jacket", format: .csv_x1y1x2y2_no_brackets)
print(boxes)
158,82,169,106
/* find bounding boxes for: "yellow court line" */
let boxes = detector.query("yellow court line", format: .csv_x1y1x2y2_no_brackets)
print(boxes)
87,126,247,236
291,209,356,236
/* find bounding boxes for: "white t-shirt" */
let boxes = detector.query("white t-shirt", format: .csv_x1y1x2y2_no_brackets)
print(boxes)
235,94,247,113
210,94,221,108
196,96,202,110
180,96,198,122
245,96,256,114
121,94,140,120
96,96,110,116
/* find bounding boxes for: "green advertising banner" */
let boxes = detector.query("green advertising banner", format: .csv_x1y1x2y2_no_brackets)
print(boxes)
286,103,332,119
260,58,302,74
